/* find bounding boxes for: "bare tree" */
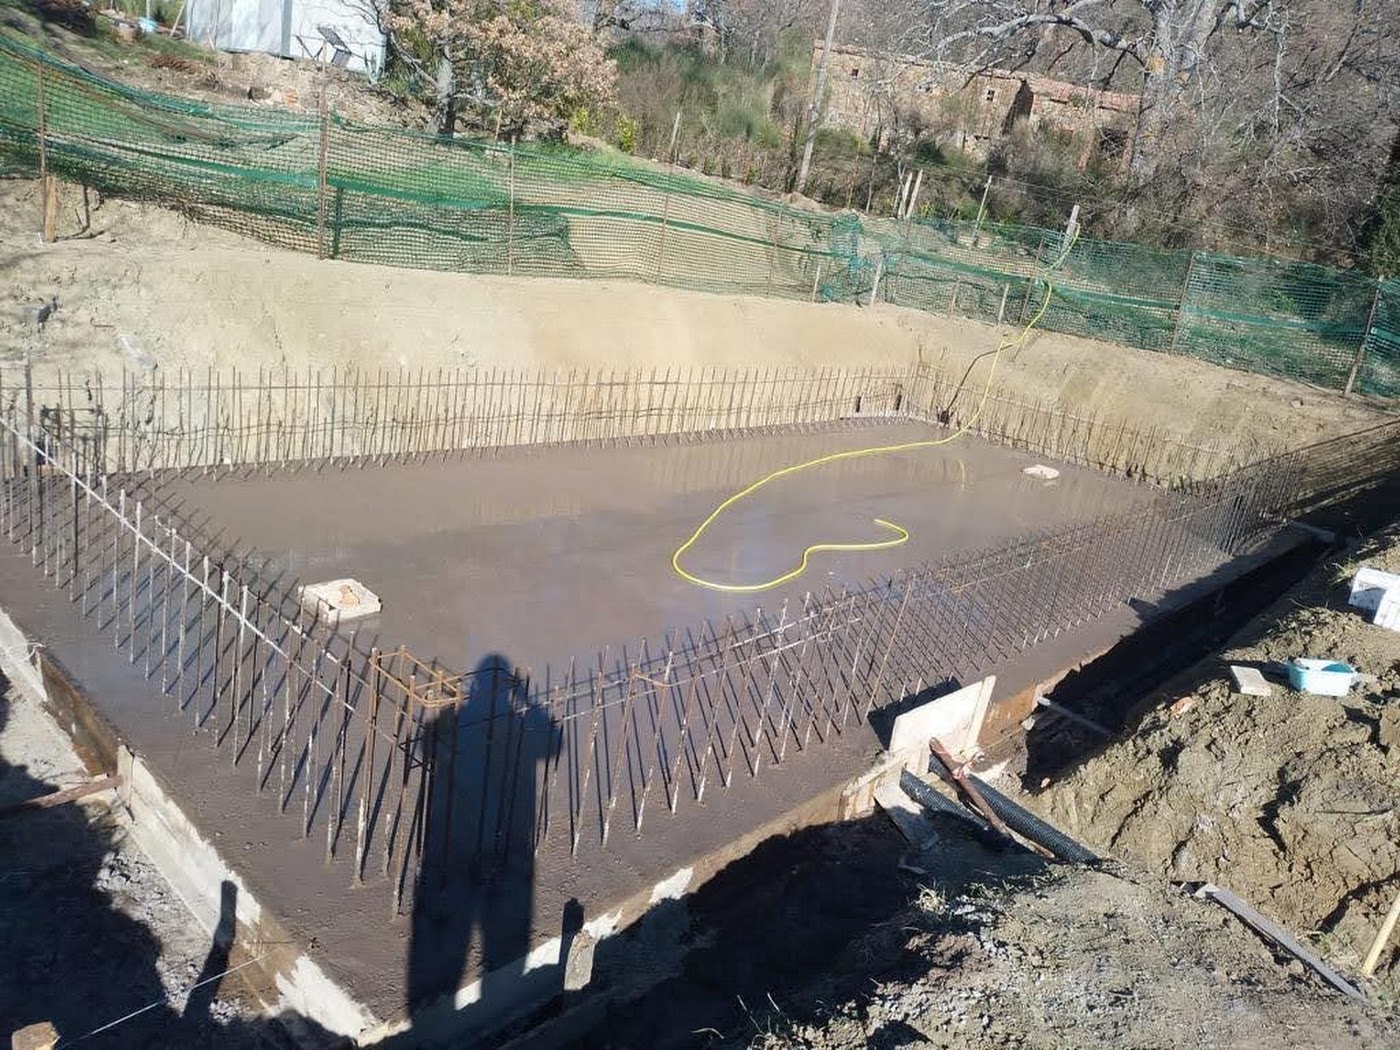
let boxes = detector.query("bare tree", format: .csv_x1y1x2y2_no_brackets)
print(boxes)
870,1,1289,187
691,0,827,67
839,0,1399,260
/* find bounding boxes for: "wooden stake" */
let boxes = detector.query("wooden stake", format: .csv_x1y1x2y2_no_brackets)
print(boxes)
655,111,681,284
507,137,516,276
1345,282,1381,396
315,88,330,260
1170,250,1197,354
868,255,883,308
36,61,54,243
42,177,59,244
1362,885,1400,978
0,776,120,818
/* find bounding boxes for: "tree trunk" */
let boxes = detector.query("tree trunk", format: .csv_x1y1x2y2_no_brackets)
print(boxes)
1128,0,1220,186
435,57,456,138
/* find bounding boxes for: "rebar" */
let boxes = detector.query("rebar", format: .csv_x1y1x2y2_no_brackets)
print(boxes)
0,384,1394,909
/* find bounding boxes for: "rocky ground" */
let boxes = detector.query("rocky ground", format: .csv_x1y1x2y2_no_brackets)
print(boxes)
1030,526,1400,997
574,810,1397,1050
739,863,1396,1050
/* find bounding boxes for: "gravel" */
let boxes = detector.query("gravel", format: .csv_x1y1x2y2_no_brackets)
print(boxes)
0,676,288,1048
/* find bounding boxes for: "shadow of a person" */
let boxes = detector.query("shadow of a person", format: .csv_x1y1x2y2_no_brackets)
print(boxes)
405,653,554,1017
1,679,339,1048
182,880,237,1027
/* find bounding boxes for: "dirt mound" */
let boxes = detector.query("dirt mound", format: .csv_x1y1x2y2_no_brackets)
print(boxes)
570,810,1395,1049
1032,529,1400,990
744,864,1396,1050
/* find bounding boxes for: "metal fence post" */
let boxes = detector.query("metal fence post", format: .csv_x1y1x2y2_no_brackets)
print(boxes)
24,359,36,562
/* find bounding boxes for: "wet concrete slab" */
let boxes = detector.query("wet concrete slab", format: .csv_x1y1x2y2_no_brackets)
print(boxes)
157,422,1149,677
0,422,1203,1035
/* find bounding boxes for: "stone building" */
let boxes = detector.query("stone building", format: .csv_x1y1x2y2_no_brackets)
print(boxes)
815,42,1139,168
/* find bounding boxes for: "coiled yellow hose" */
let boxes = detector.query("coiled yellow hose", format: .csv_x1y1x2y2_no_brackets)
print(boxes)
671,232,1079,593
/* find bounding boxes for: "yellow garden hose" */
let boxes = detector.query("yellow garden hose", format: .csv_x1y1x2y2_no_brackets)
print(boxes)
672,232,1079,594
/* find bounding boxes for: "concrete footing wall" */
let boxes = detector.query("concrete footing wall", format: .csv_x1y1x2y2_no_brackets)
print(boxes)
0,602,377,1045
2,586,976,1047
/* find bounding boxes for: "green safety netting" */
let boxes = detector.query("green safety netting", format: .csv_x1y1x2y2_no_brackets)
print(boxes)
1,33,1395,397
1360,279,1400,398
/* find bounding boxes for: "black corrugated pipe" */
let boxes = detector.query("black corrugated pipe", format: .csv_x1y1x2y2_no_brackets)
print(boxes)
965,772,1098,864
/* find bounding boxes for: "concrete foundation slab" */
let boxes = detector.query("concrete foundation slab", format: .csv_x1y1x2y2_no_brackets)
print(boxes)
0,419,1290,1045
152,422,1149,676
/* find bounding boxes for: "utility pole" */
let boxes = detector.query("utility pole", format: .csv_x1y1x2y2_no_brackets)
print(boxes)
796,0,842,195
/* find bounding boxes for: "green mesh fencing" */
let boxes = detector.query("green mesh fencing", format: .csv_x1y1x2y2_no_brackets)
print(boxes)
1359,279,1400,398
1175,253,1376,390
1,33,1396,397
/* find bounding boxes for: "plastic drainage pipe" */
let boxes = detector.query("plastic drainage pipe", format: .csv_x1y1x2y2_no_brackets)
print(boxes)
958,773,1099,865
898,768,993,833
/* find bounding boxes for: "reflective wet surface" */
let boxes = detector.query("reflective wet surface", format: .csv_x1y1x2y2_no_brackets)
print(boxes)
161,421,1151,676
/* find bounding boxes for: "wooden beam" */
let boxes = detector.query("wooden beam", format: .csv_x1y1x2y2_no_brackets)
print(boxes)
1195,883,1366,1001
42,176,59,244
0,775,120,819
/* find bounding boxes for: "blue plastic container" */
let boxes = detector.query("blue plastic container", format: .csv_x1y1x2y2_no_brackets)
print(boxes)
1286,658,1355,697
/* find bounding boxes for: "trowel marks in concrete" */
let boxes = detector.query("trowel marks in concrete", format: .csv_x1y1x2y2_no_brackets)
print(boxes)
159,421,1148,675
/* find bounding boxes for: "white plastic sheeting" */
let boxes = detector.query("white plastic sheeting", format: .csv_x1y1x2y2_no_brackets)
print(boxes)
184,0,385,75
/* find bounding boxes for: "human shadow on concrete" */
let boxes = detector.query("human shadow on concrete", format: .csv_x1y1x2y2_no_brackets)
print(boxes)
181,880,238,1031
0,673,337,1048
403,652,556,1033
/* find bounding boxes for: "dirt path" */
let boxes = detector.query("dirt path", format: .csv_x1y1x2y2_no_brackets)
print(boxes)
1,179,1388,463
1029,527,1400,998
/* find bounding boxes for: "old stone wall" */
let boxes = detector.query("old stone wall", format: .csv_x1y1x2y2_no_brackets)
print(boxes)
816,42,1138,167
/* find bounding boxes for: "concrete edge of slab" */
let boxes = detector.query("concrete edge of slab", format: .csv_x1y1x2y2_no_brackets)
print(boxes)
0,531,1316,1046
0,602,378,1046
0,591,924,1048
0,585,1113,1048
359,745,932,1046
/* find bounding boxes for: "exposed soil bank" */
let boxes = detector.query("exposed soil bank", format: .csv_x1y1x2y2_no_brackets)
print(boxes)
1,180,1388,463
1019,539,1328,785
1031,526,1400,995
559,817,1397,1050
